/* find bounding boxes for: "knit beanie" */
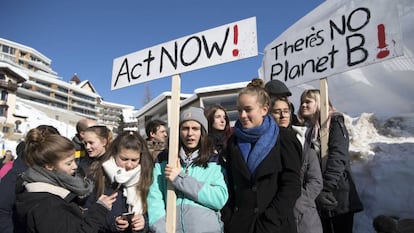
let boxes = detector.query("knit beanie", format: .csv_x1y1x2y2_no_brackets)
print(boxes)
180,107,208,133
265,79,292,97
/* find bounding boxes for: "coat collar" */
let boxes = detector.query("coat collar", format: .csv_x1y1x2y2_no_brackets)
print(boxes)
231,139,281,181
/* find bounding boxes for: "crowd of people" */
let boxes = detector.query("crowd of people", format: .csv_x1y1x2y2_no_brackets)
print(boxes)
0,78,371,233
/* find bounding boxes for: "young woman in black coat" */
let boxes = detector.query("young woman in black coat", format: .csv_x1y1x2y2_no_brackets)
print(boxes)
222,78,302,233
204,104,233,155
14,127,117,233
298,89,363,233
93,130,154,233
0,125,59,233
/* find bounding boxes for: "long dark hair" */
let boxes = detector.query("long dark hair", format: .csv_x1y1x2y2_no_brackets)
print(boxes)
97,131,153,212
179,123,213,168
204,104,232,151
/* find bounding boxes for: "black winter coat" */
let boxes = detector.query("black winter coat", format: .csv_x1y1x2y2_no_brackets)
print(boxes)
317,113,363,217
84,185,149,233
222,127,302,233
14,177,109,233
0,141,26,233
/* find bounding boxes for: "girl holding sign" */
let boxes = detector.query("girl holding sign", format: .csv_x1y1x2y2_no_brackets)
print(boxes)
147,107,228,233
221,78,302,233
298,89,363,233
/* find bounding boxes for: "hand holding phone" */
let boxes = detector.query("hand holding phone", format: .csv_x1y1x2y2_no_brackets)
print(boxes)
121,211,135,222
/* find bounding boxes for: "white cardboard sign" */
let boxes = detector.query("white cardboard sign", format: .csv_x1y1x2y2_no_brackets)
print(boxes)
112,17,257,90
261,0,403,86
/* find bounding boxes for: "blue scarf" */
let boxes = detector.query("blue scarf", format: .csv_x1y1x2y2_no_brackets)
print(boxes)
234,114,279,176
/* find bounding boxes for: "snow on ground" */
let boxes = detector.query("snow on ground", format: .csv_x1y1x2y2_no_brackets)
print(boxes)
347,113,414,233
14,100,77,138
0,101,76,158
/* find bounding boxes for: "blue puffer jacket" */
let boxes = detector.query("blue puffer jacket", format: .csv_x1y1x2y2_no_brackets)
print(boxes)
148,150,228,233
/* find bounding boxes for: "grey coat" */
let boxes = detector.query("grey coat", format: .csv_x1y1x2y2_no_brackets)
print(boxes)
292,126,323,233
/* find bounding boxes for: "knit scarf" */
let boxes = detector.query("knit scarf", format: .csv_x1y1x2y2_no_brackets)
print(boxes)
233,114,279,176
179,147,200,168
102,157,142,214
22,165,94,199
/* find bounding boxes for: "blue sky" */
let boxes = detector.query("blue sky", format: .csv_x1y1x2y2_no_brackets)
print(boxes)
1,0,323,109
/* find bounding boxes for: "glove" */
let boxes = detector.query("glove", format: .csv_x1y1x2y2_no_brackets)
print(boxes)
316,191,338,211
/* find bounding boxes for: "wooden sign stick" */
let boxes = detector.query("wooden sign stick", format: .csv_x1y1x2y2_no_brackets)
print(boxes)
320,77,329,171
166,74,181,233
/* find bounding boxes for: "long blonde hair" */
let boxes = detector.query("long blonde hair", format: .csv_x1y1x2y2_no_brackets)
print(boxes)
298,89,335,125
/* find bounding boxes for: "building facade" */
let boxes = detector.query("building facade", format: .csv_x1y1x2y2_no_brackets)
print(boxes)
134,82,249,137
0,38,135,139
0,62,28,140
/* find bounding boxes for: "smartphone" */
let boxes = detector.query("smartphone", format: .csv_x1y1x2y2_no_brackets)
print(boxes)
121,211,135,222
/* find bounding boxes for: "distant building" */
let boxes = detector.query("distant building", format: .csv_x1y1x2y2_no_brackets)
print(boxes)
0,38,135,139
133,92,191,136
99,100,134,134
134,81,250,136
183,81,249,125
0,62,28,140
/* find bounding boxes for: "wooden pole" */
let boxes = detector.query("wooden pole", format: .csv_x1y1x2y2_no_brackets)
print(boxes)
319,78,329,171
166,74,180,233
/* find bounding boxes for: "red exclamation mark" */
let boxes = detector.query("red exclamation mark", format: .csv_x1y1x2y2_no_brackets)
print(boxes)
377,24,390,59
232,25,239,57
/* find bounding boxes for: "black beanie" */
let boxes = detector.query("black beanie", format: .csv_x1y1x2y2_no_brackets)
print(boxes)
265,79,292,97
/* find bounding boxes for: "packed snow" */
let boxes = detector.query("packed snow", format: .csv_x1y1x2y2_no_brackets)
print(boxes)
0,100,76,157
347,113,414,233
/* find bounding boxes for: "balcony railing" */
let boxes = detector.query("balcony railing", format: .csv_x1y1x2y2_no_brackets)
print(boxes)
0,80,18,91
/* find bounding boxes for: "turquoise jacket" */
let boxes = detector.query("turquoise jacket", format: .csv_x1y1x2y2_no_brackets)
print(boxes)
148,150,228,233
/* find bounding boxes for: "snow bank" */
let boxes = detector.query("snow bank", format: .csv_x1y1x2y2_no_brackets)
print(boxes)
348,113,414,233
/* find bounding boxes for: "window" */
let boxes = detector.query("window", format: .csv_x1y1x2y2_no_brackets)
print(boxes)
1,90,8,101
0,73,5,80
2,126,9,133
14,120,22,133
2,45,9,53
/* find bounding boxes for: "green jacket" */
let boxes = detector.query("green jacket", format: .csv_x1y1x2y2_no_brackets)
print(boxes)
148,150,228,233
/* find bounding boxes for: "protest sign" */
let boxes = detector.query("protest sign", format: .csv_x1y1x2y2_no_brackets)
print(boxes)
111,17,258,233
112,17,257,90
261,0,403,87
